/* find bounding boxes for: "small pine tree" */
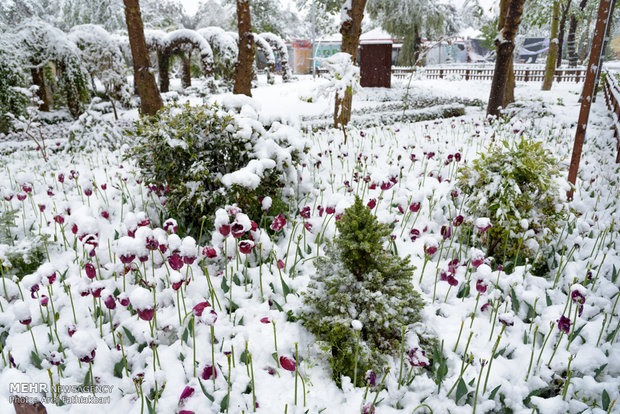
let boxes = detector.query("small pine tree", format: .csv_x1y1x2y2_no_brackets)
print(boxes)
301,196,424,387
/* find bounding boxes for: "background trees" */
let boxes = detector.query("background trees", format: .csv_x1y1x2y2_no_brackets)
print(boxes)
367,0,461,66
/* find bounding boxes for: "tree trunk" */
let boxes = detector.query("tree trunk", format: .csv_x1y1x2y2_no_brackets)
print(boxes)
487,0,526,117
498,0,515,107
568,0,589,67
182,51,192,89
567,0,614,199
233,0,254,96
123,0,162,116
556,0,572,68
158,51,170,93
30,66,51,111
567,15,578,66
579,10,593,63
542,1,560,90
333,0,367,129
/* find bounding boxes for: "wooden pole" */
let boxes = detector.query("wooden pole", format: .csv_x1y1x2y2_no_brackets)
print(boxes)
567,0,614,200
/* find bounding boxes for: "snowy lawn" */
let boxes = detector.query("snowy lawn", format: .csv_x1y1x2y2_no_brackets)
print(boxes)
0,75,619,414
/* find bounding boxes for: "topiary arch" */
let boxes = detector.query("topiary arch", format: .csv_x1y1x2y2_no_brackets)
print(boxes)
197,27,237,84
146,29,214,93
259,32,291,82
13,19,90,118
68,24,129,119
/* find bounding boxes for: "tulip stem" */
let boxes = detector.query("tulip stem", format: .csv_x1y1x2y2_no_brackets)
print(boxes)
211,326,216,392
525,325,539,381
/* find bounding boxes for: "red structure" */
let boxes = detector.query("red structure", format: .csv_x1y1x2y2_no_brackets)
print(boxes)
360,42,392,88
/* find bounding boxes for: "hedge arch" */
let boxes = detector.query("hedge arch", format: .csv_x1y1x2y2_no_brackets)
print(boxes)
146,29,214,93
226,31,276,84
197,27,237,83
259,32,291,82
14,19,89,118
252,34,276,84
68,24,129,118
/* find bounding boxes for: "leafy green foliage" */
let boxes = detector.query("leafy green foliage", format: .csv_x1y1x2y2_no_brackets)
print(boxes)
128,102,302,237
0,39,29,133
301,196,424,386
458,137,565,270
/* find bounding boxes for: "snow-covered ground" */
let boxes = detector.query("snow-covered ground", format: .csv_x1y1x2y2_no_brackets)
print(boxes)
0,74,619,414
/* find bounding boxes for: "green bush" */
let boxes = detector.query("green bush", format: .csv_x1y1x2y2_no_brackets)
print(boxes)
128,102,304,237
457,137,565,270
301,196,424,387
0,40,28,134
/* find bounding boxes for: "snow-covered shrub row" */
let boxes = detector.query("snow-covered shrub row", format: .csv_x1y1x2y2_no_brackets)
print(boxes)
302,103,465,131
128,97,307,238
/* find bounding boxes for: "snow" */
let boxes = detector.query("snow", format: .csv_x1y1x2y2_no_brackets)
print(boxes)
1,41,620,414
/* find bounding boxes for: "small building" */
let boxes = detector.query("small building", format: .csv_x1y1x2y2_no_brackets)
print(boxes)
359,28,393,88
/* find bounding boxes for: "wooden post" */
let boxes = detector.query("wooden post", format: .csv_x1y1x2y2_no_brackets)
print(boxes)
567,0,614,199
465,69,470,80
440,69,444,79
525,70,530,82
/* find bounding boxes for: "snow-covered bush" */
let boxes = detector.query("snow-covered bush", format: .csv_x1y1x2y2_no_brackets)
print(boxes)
67,106,126,151
0,209,47,279
457,137,566,270
128,102,304,236
301,196,424,387
0,36,29,133
318,52,360,104
68,24,130,115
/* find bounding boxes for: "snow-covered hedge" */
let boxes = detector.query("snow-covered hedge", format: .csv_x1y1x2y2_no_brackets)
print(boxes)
128,98,306,236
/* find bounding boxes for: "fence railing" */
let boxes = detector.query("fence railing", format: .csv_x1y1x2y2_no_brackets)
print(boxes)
392,65,586,82
602,69,620,162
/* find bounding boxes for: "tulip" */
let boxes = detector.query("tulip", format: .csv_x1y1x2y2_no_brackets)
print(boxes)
279,356,296,371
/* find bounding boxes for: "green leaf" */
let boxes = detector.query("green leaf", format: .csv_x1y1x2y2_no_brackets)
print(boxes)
510,286,519,314
546,291,552,307
594,363,607,378
221,276,229,293
220,394,229,411
122,327,136,344
182,327,189,344
281,278,292,296
146,397,154,414
457,282,470,298
113,359,125,378
198,379,214,402
489,385,502,400
455,378,468,403
271,299,284,312
240,349,250,364
30,351,42,369
602,389,610,410
232,274,241,286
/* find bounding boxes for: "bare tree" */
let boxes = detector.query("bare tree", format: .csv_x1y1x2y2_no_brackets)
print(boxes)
233,0,254,96
123,0,162,115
